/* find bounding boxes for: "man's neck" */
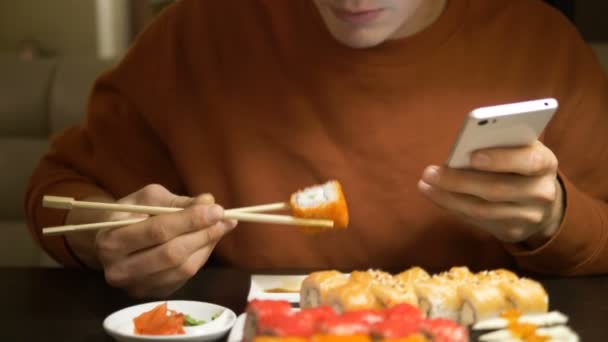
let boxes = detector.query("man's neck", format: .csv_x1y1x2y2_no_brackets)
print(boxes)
391,0,448,40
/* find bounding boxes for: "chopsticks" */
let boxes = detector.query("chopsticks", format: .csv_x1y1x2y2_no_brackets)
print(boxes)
41,196,332,236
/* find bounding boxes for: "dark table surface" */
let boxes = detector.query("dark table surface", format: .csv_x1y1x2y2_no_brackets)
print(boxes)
1,267,607,341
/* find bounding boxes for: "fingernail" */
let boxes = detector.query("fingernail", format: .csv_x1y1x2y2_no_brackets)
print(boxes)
206,205,224,221
200,193,215,204
473,153,491,167
225,219,238,230
423,166,440,184
418,180,432,192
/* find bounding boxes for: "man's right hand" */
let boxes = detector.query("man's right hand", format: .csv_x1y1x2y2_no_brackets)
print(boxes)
65,184,237,298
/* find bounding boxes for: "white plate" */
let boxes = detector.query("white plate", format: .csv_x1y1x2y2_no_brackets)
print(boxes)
103,300,237,342
226,313,247,342
247,275,307,303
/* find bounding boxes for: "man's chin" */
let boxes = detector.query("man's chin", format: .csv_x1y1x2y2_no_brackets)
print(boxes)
331,32,388,49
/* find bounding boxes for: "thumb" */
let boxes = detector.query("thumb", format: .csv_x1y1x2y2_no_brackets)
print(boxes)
170,193,215,208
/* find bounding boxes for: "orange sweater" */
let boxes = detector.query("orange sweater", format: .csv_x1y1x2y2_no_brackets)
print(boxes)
26,0,608,274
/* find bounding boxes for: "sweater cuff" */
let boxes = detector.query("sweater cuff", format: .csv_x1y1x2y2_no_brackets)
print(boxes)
503,171,605,275
26,181,112,267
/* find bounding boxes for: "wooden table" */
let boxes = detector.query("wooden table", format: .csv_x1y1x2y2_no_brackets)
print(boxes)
2,267,607,341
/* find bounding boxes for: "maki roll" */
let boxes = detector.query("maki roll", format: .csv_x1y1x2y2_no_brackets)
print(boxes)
244,300,292,342
290,180,349,231
300,270,350,309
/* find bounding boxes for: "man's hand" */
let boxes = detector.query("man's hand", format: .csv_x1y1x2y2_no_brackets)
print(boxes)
418,141,564,245
66,184,237,298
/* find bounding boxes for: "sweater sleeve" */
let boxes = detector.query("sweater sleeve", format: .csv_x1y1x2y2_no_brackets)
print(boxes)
504,18,608,275
25,5,185,266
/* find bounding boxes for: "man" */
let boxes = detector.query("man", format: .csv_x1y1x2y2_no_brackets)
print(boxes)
26,0,608,298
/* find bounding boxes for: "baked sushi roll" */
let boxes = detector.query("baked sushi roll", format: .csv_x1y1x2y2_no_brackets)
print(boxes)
394,267,431,284
475,269,519,284
370,281,418,308
414,280,461,322
459,283,510,326
324,281,382,313
349,270,418,308
290,180,349,232
499,278,548,314
300,270,350,309
435,266,476,284
244,300,293,342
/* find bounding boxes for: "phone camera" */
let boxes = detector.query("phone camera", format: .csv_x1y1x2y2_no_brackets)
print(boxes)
544,102,549,106
478,120,488,126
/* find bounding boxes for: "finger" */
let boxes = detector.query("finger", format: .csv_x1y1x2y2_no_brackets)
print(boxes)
104,221,232,287
418,180,545,225
170,193,215,208
470,141,558,176
119,184,214,208
96,204,224,258
126,246,214,298
128,280,188,299
421,166,558,204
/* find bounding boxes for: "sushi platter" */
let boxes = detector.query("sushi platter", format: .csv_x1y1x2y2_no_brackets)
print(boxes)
235,266,579,341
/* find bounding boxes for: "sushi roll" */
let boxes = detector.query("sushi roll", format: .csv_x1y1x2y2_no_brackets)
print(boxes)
394,267,431,284
458,283,510,326
350,270,418,308
318,309,385,338
257,312,316,339
253,338,309,342
381,336,430,342
311,335,372,342
296,306,338,330
324,281,382,313
370,320,421,339
475,269,519,284
384,303,424,322
413,280,461,322
499,278,548,314
290,180,349,232
435,266,475,284
419,318,469,342
318,314,373,336
340,309,386,325
300,271,350,309
244,300,293,342
370,281,418,308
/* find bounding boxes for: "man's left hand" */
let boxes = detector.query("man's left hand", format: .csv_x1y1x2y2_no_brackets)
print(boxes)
418,140,565,245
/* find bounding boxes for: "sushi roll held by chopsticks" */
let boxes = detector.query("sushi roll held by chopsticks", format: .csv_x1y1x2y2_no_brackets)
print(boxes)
290,180,349,232
42,180,350,236
229,180,350,232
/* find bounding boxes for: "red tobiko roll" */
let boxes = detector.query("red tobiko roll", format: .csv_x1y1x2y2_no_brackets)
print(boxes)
296,306,337,326
243,300,293,342
258,313,316,338
419,318,469,342
247,299,293,318
371,319,421,339
384,303,423,322
320,315,372,336
340,309,386,325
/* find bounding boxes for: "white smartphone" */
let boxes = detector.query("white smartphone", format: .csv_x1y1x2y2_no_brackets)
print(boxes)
446,98,558,169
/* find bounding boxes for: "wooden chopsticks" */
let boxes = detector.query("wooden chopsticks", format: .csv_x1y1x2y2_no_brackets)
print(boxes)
41,196,333,236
